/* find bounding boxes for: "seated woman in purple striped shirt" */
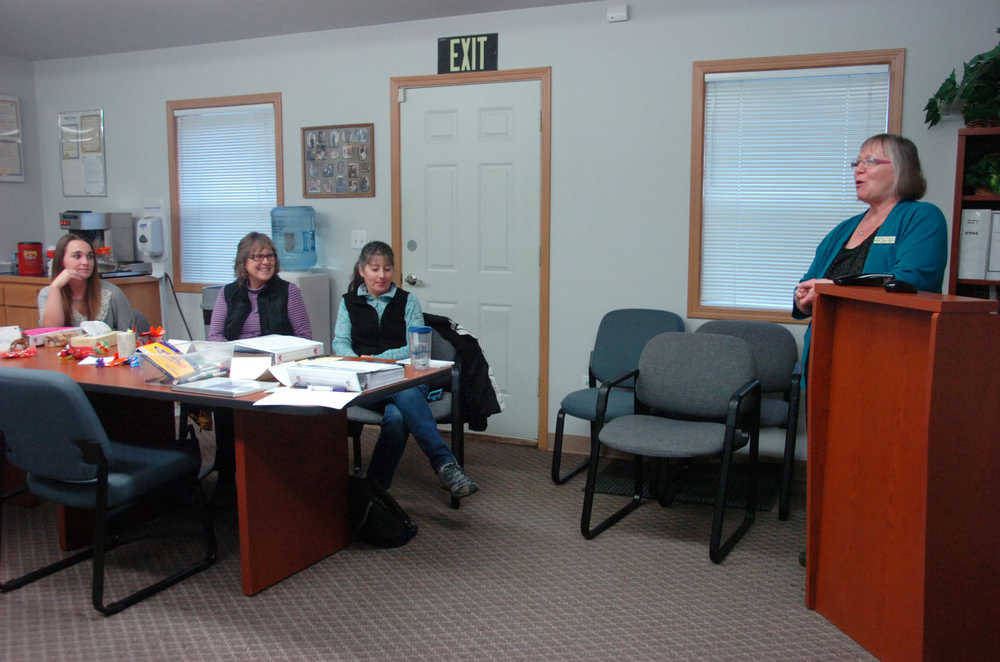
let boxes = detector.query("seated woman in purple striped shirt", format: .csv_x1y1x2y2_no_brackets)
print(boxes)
202,232,311,504
207,232,312,342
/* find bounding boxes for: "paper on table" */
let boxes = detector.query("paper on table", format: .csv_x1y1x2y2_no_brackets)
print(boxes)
80,320,113,337
252,387,358,410
166,338,193,353
230,355,274,381
268,362,293,386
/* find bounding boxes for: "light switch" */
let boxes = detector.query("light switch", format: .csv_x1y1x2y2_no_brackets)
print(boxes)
351,230,367,249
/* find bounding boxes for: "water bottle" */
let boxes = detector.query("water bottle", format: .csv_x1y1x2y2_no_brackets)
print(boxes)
270,206,317,271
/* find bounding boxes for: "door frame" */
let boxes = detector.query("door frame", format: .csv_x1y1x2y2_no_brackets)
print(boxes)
390,67,551,448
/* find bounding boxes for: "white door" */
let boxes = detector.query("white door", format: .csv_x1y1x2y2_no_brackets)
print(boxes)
400,80,541,441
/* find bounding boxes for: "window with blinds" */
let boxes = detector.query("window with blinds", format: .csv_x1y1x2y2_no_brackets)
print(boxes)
168,94,282,287
688,51,904,320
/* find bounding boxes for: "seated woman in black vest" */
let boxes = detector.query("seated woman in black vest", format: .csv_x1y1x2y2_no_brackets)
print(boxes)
203,232,312,501
333,241,478,499
207,232,312,342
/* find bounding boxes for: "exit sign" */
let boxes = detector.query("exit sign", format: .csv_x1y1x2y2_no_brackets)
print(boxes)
437,34,498,74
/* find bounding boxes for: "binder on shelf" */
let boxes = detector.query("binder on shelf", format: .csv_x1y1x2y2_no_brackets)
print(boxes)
285,359,405,392
232,334,323,364
957,209,991,280
987,211,1000,280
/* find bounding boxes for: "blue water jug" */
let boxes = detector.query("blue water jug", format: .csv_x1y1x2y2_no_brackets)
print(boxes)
270,206,317,271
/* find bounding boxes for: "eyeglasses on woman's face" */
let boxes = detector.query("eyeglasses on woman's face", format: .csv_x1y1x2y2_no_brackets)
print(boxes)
248,252,276,262
850,157,892,169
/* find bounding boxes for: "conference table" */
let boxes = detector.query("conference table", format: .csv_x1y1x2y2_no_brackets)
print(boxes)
11,347,450,596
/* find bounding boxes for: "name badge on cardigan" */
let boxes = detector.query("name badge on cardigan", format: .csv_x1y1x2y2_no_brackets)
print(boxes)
874,236,896,244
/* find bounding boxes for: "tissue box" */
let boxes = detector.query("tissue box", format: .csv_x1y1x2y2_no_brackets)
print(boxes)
24,326,84,346
69,331,118,350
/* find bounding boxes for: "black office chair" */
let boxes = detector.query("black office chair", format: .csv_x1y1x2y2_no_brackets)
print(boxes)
348,328,464,508
581,332,761,563
0,367,216,615
551,308,684,485
695,320,801,520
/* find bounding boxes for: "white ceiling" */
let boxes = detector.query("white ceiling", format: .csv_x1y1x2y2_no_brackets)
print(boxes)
0,0,588,61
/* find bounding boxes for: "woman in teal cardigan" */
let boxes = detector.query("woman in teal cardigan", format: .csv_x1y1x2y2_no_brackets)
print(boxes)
793,134,949,380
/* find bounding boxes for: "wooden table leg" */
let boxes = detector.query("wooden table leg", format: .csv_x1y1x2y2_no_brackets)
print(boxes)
234,408,349,596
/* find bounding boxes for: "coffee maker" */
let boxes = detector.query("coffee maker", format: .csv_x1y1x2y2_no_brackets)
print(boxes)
59,210,151,275
59,210,108,249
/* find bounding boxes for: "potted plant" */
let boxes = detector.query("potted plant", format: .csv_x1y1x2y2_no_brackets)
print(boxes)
924,29,1000,127
964,153,1000,194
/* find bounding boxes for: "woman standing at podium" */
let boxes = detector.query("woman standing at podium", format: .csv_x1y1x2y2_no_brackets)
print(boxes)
38,233,147,331
793,134,948,368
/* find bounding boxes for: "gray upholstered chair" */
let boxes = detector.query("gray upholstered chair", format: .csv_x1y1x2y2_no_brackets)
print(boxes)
551,308,684,484
581,332,761,563
348,328,464,507
0,367,216,615
695,320,801,520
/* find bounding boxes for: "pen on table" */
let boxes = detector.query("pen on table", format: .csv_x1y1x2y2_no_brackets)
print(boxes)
291,382,347,392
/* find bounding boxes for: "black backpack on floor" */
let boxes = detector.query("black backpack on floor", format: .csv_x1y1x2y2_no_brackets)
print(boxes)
347,475,418,548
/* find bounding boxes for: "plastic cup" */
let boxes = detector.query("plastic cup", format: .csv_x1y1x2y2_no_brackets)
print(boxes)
116,330,137,358
407,326,431,369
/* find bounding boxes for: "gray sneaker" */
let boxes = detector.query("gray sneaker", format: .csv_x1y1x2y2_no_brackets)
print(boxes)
437,462,479,498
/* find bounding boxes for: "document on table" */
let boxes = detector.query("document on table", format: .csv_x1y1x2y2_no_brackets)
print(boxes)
252,386,359,410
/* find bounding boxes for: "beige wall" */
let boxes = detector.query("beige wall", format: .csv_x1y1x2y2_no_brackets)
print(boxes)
11,0,1000,456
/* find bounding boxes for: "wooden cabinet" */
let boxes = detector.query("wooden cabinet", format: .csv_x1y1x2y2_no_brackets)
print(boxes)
948,126,1000,297
0,275,162,329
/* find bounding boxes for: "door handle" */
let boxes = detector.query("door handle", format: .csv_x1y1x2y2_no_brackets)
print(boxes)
404,273,422,286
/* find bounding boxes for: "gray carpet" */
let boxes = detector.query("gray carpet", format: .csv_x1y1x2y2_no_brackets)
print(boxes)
2,430,874,661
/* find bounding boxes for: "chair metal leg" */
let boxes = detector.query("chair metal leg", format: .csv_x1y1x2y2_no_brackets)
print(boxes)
349,421,364,474
778,388,801,521
581,442,643,540
709,429,759,564
448,417,464,510
551,408,589,485
93,476,217,616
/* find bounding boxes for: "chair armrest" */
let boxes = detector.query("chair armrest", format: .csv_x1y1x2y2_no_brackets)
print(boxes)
726,378,762,433
595,368,639,425
588,351,597,388
72,438,106,466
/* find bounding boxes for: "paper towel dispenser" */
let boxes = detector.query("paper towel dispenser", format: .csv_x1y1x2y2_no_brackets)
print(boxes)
136,216,163,258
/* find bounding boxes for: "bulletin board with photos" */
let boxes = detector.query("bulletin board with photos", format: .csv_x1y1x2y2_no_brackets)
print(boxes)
302,123,374,198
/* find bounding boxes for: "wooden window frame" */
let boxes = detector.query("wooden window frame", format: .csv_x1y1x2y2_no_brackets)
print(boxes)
166,92,284,293
688,49,905,322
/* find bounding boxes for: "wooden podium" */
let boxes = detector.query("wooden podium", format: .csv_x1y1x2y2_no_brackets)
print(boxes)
806,284,1000,662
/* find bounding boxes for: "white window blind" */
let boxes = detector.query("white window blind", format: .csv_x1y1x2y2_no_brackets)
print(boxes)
175,103,276,284
700,65,890,310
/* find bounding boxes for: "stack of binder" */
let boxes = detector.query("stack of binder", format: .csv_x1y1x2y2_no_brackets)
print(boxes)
232,334,323,364
285,358,405,392
958,209,1000,280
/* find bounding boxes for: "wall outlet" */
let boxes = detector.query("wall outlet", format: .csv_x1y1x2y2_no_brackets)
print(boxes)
606,4,629,22
351,230,367,249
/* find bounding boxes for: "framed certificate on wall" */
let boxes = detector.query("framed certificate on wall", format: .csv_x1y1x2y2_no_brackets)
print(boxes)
58,109,107,196
0,95,24,182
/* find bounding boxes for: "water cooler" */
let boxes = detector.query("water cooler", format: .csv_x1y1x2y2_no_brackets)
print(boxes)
271,206,331,353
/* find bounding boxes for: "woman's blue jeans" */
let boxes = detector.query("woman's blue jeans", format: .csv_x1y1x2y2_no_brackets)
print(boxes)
366,384,456,489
